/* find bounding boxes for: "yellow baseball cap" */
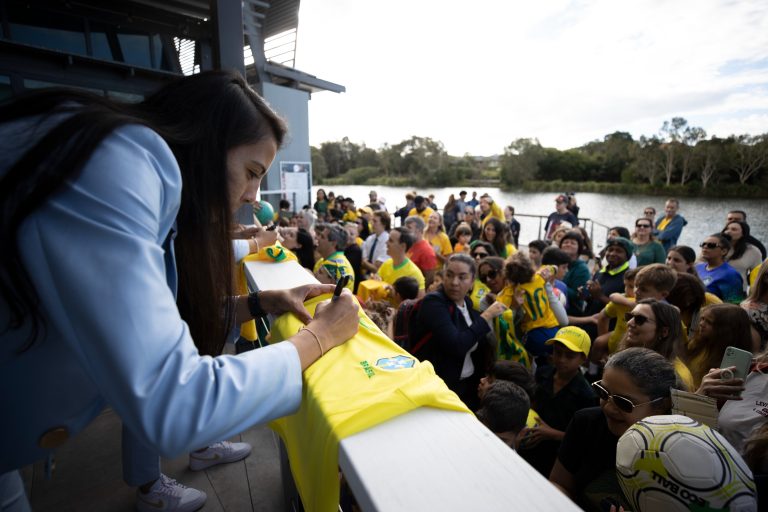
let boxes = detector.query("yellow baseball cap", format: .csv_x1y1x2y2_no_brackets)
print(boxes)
545,326,591,355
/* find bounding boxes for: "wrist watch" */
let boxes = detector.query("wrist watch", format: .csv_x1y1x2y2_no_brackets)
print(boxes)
247,291,267,318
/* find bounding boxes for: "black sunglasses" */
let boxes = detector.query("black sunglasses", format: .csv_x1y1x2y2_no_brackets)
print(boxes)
624,312,656,326
472,251,488,258
591,380,664,413
479,269,498,282
700,242,721,249
635,223,651,228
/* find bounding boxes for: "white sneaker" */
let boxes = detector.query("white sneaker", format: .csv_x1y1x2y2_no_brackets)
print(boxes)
135,474,206,512
189,441,252,471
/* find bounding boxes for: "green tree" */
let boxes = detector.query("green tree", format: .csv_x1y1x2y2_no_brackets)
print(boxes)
692,137,725,189
679,126,707,185
310,146,328,179
500,138,542,186
728,134,768,185
659,117,688,185
630,136,664,185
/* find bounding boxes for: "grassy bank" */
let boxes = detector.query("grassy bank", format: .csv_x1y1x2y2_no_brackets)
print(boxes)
316,167,768,198
511,180,768,198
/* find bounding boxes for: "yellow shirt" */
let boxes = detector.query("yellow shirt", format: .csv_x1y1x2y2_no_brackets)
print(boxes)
342,210,358,222
425,231,453,267
493,307,531,369
270,295,470,512
674,358,695,391
514,275,559,332
749,260,766,288
313,251,355,291
501,243,518,259
469,280,490,311
480,201,505,226
408,206,434,224
378,257,425,291
604,296,635,354
657,216,672,231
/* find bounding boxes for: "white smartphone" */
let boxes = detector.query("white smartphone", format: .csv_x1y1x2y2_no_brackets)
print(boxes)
719,346,752,381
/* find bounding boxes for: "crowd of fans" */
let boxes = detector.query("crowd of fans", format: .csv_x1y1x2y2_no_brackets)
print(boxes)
261,189,767,509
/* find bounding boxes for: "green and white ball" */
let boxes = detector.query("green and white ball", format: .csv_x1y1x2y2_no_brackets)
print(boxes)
616,415,756,511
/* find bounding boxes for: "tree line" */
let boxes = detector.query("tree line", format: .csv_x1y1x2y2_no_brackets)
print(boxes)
311,118,768,195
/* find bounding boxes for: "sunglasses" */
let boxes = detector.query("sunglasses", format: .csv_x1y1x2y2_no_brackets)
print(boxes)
472,252,489,258
479,269,498,282
635,224,651,228
591,380,664,413
700,242,721,249
624,312,656,326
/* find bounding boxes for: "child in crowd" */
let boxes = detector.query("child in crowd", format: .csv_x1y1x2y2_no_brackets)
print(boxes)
475,381,531,451
453,223,473,254
607,265,678,366
528,240,550,269
393,276,420,304
478,360,539,430
571,268,639,365
541,247,572,310
503,253,562,364
427,269,444,293
518,326,596,476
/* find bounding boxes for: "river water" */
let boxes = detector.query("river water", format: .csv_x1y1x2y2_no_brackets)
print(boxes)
311,185,767,253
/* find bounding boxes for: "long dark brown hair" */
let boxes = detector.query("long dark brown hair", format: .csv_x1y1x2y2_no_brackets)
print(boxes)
1,71,286,355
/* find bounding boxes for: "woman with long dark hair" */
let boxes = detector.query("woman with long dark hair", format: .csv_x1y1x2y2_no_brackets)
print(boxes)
722,220,763,292
619,298,694,390
0,71,359,506
682,303,756,388
479,217,515,258
665,244,697,274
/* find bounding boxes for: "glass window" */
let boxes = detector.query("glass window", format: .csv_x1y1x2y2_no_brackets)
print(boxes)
10,22,88,56
0,75,13,102
117,33,151,68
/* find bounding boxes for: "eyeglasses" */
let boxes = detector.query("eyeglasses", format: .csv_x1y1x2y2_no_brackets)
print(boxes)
624,312,656,326
635,224,651,229
479,269,498,282
591,380,664,413
472,252,489,259
700,242,720,249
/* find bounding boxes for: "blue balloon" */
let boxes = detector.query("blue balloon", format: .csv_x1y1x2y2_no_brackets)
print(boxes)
255,200,274,225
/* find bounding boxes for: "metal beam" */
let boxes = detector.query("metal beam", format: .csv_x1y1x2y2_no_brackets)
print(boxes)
212,0,245,75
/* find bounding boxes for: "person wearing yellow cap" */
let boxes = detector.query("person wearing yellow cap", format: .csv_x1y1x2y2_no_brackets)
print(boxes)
517,326,597,477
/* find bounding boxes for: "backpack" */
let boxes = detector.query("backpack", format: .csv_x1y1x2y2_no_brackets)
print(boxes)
392,297,454,357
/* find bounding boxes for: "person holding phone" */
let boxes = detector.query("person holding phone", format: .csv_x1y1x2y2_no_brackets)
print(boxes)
682,304,758,388
697,348,768,460
0,71,360,509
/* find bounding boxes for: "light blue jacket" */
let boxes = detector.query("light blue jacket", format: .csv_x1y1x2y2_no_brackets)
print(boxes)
0,123,302,473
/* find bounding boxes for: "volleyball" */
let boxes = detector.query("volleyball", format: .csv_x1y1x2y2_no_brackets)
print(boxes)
616,415,756,512
255,200,274,225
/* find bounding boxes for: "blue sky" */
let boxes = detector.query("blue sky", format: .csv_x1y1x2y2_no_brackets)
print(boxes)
296,0,768,156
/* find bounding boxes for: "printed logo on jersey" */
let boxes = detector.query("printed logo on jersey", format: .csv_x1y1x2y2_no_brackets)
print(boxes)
376,355,415,370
